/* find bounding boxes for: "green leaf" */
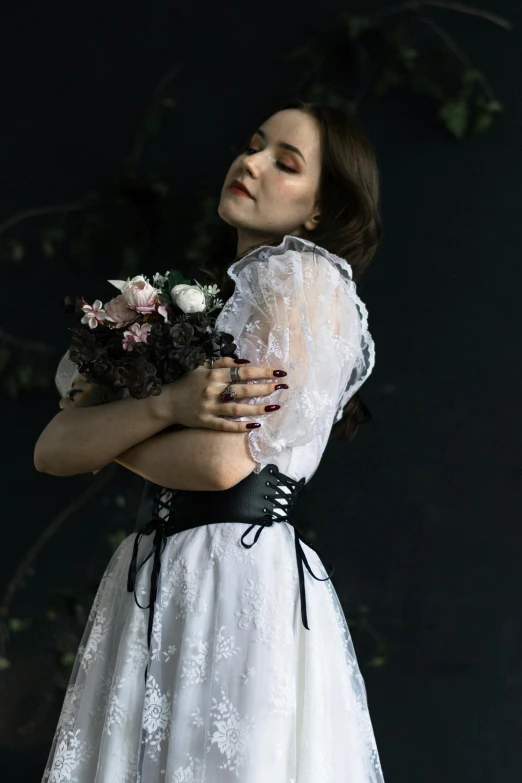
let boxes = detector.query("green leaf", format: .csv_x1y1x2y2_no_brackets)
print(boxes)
476,98,502,113
8,617,33,633
367,656,387,668
168,269,191,291
0,656,10,672
150,182,170,197
5,238,26,263
472,111,494,135
368,655,386,669
144,111,161,136
338,11,373,40
40,226,66,258
58,651,76,669
461,68,480,88
438,98,469,139
107,530,127,553
397,45,419,70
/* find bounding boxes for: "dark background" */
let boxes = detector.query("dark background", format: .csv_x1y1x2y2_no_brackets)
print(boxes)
1,1,521,781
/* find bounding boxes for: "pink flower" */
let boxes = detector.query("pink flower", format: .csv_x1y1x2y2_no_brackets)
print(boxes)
80,299,107,329
122,322,152,352
107,276,171,323
156,303,170,322
104,295,138,327
107,275,167,317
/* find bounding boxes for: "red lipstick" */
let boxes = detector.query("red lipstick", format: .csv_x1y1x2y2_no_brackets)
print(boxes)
229,179,253,198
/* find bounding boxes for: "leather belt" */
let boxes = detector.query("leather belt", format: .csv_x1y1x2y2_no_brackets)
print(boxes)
127,463,336,672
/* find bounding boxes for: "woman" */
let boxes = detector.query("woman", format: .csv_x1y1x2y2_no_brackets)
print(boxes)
36,98,384,782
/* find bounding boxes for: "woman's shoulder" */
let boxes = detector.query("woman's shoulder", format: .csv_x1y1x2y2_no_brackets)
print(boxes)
225,234,354,286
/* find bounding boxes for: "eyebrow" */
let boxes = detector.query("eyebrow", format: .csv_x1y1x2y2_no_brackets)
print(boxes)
253,127,306,163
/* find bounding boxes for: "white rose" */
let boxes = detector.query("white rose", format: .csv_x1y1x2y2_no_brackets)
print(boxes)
171,284,206,314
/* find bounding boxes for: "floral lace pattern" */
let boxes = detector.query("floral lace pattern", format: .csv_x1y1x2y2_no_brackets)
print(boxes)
44,236,384,781
215,234,375,479
43,521,385,782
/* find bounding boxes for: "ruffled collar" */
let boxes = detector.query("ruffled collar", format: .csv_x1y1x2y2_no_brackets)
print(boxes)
226,234,354,284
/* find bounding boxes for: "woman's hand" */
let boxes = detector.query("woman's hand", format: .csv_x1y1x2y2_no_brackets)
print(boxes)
153,356,289,432
58,374,125,410
58,373,98,410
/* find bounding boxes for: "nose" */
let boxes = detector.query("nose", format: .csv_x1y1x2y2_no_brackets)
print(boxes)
240,148,272,177
241,154,258,177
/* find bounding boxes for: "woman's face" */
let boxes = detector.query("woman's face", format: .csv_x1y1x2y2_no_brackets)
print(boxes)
218,109,322,258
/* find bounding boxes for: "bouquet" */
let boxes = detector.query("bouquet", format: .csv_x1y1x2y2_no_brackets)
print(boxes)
62,268,238,404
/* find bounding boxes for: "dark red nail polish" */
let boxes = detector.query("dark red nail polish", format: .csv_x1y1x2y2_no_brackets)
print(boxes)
246,422,261,429
274,384,289,390
234,358,250,364
273,370,287,377
265,404,280,412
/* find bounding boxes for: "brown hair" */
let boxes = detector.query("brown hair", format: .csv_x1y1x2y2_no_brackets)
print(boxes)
199,97,383,441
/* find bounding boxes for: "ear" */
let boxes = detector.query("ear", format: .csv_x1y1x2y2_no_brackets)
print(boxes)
304,211,320,232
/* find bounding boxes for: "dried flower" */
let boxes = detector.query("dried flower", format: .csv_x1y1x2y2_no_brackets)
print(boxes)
104,295,139,327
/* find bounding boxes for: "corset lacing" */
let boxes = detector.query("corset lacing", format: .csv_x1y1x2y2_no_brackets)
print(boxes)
239,468,335,631
127,469,336,681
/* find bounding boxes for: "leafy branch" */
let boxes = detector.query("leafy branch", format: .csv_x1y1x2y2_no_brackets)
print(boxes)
285,1,511,138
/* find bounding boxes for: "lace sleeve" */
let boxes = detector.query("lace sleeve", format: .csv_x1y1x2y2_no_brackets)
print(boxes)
215,236,375,473
55,349,79,398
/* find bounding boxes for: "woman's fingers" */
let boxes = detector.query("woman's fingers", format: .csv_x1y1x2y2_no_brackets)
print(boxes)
203,381,285,401
208,356,287,384
199,415,263,433
196,357,290,431
215,401,281,419
214,364,286,383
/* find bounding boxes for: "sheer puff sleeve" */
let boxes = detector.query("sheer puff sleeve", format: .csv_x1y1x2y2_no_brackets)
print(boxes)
214,235,375,475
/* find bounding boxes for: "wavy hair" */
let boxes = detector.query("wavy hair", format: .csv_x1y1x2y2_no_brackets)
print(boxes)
199,97,383,441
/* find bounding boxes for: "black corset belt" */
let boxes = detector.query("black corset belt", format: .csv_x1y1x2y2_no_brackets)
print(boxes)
127,463,335,657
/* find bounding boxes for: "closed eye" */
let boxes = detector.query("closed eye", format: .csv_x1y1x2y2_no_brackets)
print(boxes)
242,146,297,174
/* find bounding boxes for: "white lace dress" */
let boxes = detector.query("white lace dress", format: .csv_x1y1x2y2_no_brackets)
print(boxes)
43,234,385,783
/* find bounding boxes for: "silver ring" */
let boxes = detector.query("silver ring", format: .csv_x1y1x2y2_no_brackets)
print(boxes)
221,383,237,402
208,356,215,369
230,365,241,383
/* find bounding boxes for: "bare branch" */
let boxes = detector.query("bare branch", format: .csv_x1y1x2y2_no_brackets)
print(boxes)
0,201,87,237
370,1,512,30
415,13,498,100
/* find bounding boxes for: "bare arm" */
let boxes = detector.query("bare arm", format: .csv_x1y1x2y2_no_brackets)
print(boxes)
114,427,257,491
34,392,173,476
35,358,286,477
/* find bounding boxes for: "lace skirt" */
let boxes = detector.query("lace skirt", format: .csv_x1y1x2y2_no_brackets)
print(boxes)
42,518,386,783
